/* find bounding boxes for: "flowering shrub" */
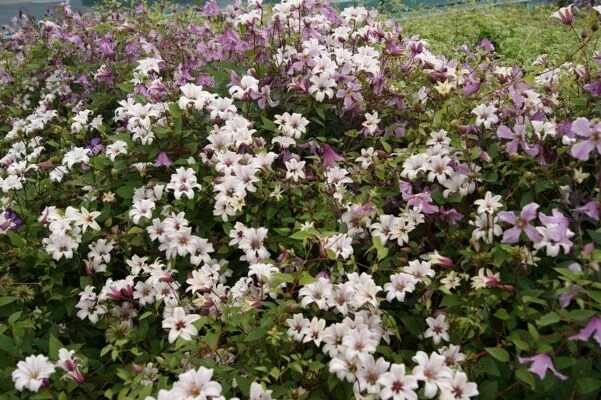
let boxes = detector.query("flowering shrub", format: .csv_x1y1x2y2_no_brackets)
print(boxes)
0,1,600,399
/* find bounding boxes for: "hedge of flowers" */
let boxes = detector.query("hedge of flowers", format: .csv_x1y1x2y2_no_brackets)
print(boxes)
0,1,600,399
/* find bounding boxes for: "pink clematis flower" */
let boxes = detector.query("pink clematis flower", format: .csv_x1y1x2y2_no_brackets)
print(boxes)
518,354,567,381
497,124,539,156
569,316,601,346
573,200,600,221
569,118,601,161
498,202,542,243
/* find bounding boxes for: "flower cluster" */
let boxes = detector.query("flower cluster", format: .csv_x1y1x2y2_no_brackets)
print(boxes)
0,1,600,399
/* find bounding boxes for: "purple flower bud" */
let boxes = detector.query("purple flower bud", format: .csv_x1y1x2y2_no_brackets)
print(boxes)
321,144,344,168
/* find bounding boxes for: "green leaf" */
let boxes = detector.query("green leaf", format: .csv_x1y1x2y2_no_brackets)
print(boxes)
440,295,462,307
314,104,326,120
494,308,510,320
585,290,601,305
245,326,268,342
0,334,17,356
564,309,596,321
272,272,294,284
117,82,133,93
7,231,25,247
478,357,500,377
298,272,316,286
261,116,277,132
116,184,135,200
0,296,17,307
587,229,601,245
289,230,313,240
527,323,540,342
537,312,560,327
577,377,601,395
372,236,388,261
485,347,510,362
168,102,182,118
49,335,63,359
515,367,535,390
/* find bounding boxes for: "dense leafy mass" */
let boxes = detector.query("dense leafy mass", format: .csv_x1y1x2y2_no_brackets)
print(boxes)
401,2,589,68
0,1,600,399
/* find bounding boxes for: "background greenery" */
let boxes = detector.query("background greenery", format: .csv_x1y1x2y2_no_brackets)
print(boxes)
402,3,600,67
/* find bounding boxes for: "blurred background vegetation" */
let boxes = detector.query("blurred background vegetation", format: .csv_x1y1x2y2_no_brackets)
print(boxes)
399,2,599,67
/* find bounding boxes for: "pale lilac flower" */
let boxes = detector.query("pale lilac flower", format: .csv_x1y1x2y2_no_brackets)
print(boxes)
496,124,539,156
569,316,601,346
518,354,567,381
154,151,173,167
336,82,363,110
498,202,542,243
569,117,601,161
573,200,600,221
559,285,580,308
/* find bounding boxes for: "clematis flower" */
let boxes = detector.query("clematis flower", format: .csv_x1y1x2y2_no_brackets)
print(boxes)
336,82,363,110
573,200,600,221
584,81,601,97
569,117,601,161
569,316,601,346
378,363,418,400
496,124,538,156
171,367,222,399
472,104,498,129
440,371,479,400
12,355,56,392
84,138,104,156
403,190,439,214
250,86,279,109
534,223,574,257
153,151,173,167
321,144,344,168
478,37,495,52
518,354,567,381
412,351,452,398
162,307,200,343
498,202,542,243
550,5,573,26
425,250,454,268
424,314,450,345
56,348,85,384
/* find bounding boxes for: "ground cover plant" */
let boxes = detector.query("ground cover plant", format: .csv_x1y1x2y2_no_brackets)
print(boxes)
400,2,591,68
0,1,600,399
